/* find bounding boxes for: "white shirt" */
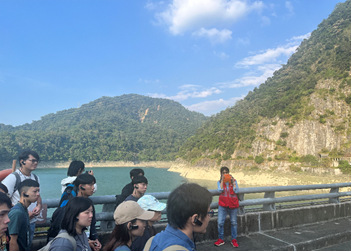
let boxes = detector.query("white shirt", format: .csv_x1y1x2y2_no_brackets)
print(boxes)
2,169,40,223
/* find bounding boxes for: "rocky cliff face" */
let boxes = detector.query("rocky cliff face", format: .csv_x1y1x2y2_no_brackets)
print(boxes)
249,79,351,158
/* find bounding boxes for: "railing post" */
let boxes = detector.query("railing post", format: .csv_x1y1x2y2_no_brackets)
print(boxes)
238,194,245,215
329,187,340,203
100,203,115,231
263,191,276,211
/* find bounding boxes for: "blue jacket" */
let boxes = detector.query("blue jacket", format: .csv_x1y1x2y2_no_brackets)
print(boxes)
149,225,195,251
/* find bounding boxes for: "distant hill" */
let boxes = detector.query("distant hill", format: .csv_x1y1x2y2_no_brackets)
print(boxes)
0,94,207,161
178,0,351,168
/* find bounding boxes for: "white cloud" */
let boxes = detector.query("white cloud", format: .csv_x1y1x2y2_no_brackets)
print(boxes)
155,0,264,35
260,16,271,26
145,1,165,10
287,33,311,41
235,45,297,67
186,96,243,115
139,78,160,84
213,51,229,60
285,1,294,16
218,64,281,88
149,86,222,101
192,28,232,44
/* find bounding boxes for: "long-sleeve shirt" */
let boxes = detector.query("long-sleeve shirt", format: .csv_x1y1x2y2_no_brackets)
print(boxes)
217,180,239,194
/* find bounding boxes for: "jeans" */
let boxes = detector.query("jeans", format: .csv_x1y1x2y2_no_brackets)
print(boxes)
29,222,36,246
217,205,238,240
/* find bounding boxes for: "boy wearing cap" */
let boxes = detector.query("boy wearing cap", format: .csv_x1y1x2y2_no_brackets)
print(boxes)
103,201,155,251
131,195,166,251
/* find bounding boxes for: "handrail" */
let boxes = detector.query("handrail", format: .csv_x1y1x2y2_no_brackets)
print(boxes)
39,182,351,230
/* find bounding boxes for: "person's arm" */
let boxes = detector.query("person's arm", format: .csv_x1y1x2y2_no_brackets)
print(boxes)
48,238,75,251
217,181,223,192
89,239,101,251
32,195,42,215
233,180,239,194
89,206,98,241
2,173,16,199
9,234,19,251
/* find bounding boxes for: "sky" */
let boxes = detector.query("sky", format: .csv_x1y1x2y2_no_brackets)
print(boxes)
0,0,345,126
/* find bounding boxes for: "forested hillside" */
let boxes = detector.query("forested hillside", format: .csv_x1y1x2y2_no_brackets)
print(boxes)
179,0,351,165
0,94,207,161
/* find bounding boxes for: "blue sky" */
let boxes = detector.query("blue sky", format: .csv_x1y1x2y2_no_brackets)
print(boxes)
0,0,344,126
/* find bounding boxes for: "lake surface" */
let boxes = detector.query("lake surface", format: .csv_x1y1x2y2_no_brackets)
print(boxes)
35,166,187,200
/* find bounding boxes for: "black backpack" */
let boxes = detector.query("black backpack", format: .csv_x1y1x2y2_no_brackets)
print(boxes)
46,184,77,242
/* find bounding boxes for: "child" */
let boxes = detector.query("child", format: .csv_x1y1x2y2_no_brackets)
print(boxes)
214,166,239,248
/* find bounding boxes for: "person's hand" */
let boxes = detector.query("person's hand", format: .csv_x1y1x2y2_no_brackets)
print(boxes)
28,211,38,219
230,175,235,184
89,239,101,251
32,204,42,214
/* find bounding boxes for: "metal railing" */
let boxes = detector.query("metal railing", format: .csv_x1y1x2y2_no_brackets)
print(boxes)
38,182,351,231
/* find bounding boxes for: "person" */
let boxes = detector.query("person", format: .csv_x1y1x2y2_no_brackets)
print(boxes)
147,183,213,251
48,197,94,251
8,179,40,251
103,201,155,251
2,150,42,243
0,193,11,251
130,195,166,251
0,184,8,195
116,169,144,206
214,166,240,248
61,161,97,193
73,174,101,250
124,176,148,202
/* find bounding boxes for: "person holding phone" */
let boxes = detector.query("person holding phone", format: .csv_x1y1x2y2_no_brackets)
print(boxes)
103,201,155,251
214,166,240,248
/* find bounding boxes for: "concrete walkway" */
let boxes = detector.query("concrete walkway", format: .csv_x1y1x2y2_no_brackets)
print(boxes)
196,217,351,251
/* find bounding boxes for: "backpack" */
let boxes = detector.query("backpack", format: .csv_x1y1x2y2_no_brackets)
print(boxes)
46,184,77,242
39,231,76,251
59,184,76,207
143,236,188,251
13,171,39,193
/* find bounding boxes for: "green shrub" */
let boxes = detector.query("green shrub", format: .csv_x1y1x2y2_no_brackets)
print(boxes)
267,157,272,161
222,154,231,160
254,156,264,164
290,165,302,172
250,165,259,171
272,121,277,125
247,155,254,160
280,132,289,138
300,154,319,166
289,156,300,162
338,160,351,174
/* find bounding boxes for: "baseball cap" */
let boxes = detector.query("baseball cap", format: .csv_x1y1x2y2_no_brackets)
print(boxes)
114,201,155,225
137,195,166,211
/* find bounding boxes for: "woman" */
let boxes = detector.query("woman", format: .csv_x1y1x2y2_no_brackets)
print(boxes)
131,195,166,251
49,197,93,251
61,161,97,193
103,201,155,251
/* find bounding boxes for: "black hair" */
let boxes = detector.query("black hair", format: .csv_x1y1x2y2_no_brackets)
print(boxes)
0,192,11,208
18,149,40,167
220,166,229,174
18,179,40,196
167,183,212,230
73,173,96,187
0,184,8,194
61,197,93,236
132,175,148,185
103,219,137,251
67,160,85,176
130,168,144,179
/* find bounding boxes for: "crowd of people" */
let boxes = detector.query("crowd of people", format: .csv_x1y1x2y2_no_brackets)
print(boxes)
0,150,241,251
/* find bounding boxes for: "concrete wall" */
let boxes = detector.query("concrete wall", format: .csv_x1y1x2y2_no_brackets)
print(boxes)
31,201,351,250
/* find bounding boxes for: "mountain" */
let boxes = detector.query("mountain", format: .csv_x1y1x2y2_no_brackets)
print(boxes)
0,94,207,161
178,0,351,168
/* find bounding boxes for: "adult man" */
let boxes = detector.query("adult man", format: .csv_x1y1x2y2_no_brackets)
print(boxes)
116,168,144,206
147,183,213,251
2,150,42,243
73,173,101,251
124,176,148,202
0,193,11,251
8,179,40,251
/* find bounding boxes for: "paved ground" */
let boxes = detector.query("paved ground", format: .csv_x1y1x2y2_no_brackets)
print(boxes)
196,217,351,251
